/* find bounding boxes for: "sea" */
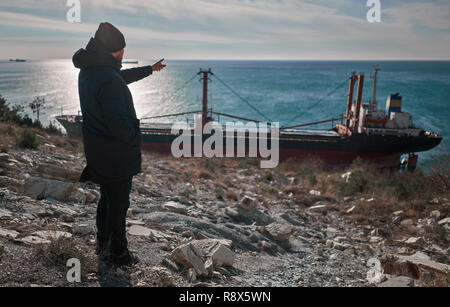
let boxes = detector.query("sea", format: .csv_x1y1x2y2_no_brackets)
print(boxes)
0,59,449,165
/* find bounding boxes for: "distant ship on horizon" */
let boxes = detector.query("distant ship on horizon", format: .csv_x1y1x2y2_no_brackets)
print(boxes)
122,60,138,64
9,59,26,62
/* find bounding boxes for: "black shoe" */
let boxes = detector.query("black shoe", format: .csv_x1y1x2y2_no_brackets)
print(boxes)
109,250,139,267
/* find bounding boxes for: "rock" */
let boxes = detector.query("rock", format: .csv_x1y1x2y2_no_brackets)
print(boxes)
163,201,188,215
61,214,75,223
370,228,390,237
85,189,100,204
430,198,439,204
341,172,351,182
181,231,194,238
190,238,233,252
381,252,450,287
0,208,12,219
187,268,197,282
346,206,355,214
326,240,334,248
24,177,80,202
430,210,441,220
21,230,72,245
240,195,257,208
309,190,321,196
326,227,338,236
261,240,272,250
171,243,208,277
400,219,414,227
404,237,425,247
0,153,10,162
225,207,239,217
72,224,93,236
128,225,153,237
379,276,414,287
204,258,214,275
35,163,80,181
0,242,4,257
264,222,294,244
162,258,179,271
438,217,450,225
127,219,146,226
334,236,346,243
308,204,327,212
393,210,404,216
0,176,24,193
392,216,402,225
210,244,236,267
0,228,20,239
332,241,351,251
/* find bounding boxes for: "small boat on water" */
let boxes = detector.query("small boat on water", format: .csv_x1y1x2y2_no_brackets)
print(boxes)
56,66,442,169
9,59,26,62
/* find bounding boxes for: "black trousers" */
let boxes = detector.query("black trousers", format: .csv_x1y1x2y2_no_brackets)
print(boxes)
96,176,133,254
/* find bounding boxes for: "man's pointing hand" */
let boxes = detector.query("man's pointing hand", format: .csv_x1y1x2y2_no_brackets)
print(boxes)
152,59,166,72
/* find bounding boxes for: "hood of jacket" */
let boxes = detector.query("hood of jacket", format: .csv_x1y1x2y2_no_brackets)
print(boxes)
72,37,122,70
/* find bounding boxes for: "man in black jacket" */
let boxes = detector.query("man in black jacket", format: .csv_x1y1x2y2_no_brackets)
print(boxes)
73,22,165,266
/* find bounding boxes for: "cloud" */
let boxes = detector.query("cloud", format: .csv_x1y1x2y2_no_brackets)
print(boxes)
0,0,449,59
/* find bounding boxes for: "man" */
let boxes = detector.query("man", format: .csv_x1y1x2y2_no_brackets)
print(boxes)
73,22,165,266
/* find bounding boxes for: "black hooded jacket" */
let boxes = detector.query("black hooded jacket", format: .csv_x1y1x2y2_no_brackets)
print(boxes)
73,38,152,184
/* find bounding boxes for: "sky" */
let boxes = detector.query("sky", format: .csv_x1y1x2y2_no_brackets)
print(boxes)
0,0,449,60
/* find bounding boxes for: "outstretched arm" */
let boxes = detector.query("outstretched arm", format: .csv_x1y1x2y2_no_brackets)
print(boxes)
120,65,152,85
120,59,166,84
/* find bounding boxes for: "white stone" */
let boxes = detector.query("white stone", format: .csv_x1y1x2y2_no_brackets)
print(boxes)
0,208,12,219
346,206,356,214
24,177,80,202
309,190,321,196
210,244,236,267
163,201,188,215
171,243,208,277
128,225,153,237
438,217,450,225
0,227,20,239
404,237,425,246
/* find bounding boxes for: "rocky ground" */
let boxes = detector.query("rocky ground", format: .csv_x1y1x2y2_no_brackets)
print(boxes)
0,130,449,287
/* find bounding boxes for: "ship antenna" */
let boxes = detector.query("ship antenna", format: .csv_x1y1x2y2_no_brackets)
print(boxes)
199,69,213,128
371,65,381,107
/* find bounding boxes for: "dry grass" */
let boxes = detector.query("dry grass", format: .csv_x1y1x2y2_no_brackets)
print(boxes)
37,237,97,280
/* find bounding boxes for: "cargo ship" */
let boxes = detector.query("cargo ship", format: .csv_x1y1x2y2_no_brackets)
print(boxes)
56,67,442,169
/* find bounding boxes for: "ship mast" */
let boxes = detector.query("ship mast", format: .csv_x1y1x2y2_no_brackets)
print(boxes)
371,65,381,107
199,69,213,128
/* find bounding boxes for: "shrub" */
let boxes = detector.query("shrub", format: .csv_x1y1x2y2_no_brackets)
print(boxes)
263,171,273,182
238,157,259,169
308,174,317,186
204,158,215,174
340,170,368,196
38,237,96,280
15,129,39,149
215,187,225,200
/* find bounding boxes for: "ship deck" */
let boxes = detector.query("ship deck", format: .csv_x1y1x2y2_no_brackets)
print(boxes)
140,122,340,138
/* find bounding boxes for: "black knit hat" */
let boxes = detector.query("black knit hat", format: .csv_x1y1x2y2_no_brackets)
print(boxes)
94,22,126,53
